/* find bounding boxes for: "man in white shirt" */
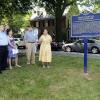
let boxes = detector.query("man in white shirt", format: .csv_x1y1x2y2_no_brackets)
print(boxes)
24,26,38,65
0,25,8,73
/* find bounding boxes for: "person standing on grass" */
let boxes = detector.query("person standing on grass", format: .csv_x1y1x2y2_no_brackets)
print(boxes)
7,29,21,69
39,29,52,68
0,25,8,74
24,26,38,65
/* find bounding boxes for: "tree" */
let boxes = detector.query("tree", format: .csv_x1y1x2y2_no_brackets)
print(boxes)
67,4,79,23
10,13,32,31
35,0,77,41
0,0,32,26
66,4,79,40
93,1,100,13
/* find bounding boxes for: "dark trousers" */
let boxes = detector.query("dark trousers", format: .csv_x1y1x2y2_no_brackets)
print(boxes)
0,46,8,71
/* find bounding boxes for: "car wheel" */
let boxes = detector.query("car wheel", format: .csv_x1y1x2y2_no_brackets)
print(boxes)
65,46,71,52
91,47,99,54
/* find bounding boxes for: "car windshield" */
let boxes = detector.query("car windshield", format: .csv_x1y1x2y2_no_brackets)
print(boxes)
75,40,95,44
20,38,23,41
88,40,95,43
95,40,100,43
75,40,83,43
14,39,18,41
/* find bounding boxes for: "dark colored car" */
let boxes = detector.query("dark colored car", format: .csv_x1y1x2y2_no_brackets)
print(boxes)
38,42,63,51
51,42,63,51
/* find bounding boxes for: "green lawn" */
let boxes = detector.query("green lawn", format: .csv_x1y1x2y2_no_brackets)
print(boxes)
0,55,100,100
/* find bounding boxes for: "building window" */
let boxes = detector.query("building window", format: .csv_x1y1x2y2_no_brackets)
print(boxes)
51,20,55,26
39,21,41,27
45,21,48,27
43,20,45,27
36,21,39,27
48,20,51,26
34,22,36,27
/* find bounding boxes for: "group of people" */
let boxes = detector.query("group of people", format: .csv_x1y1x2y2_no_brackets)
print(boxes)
0,25,52,74
24,26,52,68
0,25,21,73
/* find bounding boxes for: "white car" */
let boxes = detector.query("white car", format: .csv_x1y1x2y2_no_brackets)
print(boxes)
14,38,25,47
14,38,26,54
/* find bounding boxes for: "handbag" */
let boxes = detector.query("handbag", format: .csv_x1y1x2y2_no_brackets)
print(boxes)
12,48,19,54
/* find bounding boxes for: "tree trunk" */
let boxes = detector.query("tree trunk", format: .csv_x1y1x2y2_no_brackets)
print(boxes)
55,16,63,42
55,6,65,42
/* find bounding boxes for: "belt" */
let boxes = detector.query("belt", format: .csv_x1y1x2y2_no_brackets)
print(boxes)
0,45,8,47
28,42,35,43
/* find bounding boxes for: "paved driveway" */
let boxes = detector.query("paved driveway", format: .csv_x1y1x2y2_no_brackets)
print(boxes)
53,51,100,59
18,49,100,59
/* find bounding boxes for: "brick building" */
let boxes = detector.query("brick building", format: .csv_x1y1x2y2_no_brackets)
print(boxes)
30,15,67,36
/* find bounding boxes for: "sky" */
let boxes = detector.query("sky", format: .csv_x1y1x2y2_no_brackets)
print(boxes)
77,0,94,13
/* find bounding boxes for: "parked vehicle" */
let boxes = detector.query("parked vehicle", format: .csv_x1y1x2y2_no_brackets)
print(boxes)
14,38,25,49
62,39,100,54
14,37,26,54
51,42,63,51
38,42,63,51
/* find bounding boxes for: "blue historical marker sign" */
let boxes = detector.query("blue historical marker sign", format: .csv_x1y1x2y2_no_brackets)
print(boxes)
71,13,100,37
71,13,100,74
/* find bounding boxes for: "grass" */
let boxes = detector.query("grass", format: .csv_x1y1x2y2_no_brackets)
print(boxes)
0,55,100,100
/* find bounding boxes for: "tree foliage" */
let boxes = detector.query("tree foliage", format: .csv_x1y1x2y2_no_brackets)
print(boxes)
68,4,79,20
0,0,32,26
93,1,100,13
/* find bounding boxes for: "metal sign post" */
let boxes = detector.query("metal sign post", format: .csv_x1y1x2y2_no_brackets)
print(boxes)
84,38,88,73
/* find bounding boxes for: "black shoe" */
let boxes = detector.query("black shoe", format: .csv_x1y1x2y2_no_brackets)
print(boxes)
0,71,2,74
1,68,6,71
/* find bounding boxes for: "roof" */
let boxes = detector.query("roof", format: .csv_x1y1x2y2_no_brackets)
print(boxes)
30,15,66,21
30,15,55,21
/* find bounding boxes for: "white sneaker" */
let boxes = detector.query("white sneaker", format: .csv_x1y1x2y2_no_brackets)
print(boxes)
31,62,35,64
16,65,21,67
27,62,30,65
47,66,50,68
43,65,46,68
9,66,13,70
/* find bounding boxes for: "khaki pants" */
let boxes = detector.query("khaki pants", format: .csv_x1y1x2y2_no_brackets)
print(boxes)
26,43,36,64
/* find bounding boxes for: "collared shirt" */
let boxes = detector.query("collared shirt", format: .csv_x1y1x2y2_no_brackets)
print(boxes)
24,29,38,43
0,31,8,46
